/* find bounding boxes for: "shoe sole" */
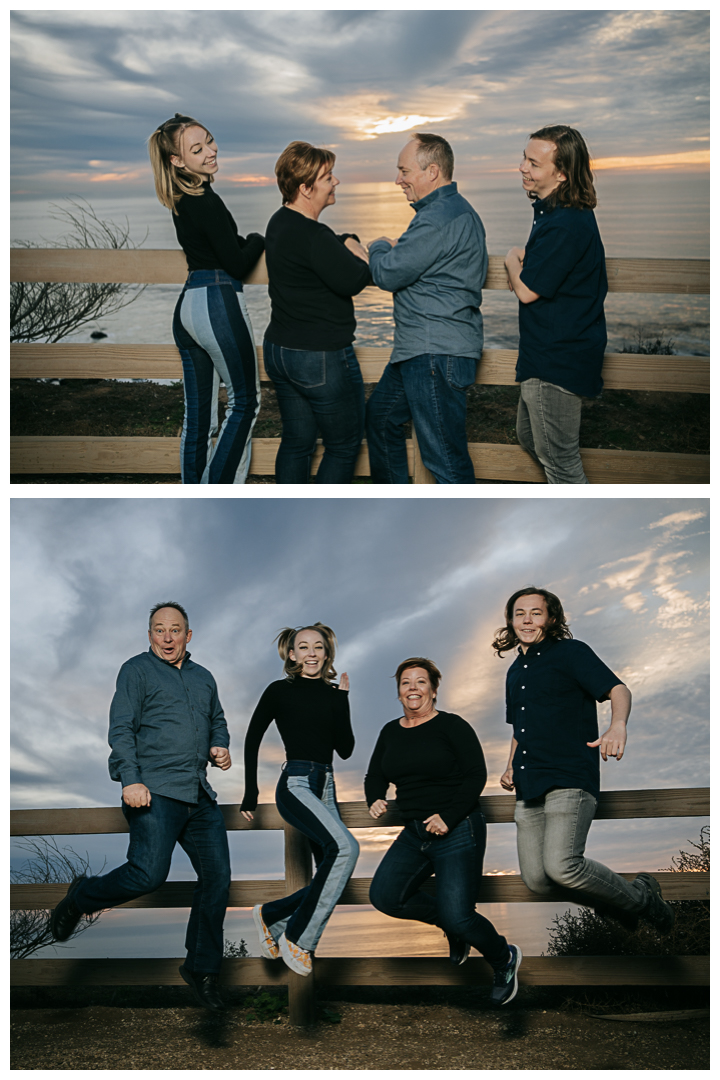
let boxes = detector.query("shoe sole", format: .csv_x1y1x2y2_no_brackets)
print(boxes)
279,935,312,977
252,905,280,960
453,944,471,966
494,944,523,1006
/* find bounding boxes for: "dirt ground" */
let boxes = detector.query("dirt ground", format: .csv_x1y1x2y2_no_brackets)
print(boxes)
11,986,710,1070
10,379,708,484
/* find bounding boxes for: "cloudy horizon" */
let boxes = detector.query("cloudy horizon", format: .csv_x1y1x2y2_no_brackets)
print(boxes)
11,9,709,200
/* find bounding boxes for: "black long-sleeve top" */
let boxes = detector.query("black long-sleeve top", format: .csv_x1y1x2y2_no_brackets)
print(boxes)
173,181,265,281
240,677,355,812
364,711,487,832
264,206,372,350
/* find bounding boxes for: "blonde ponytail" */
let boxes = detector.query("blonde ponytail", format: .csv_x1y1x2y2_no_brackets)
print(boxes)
147,113,212,213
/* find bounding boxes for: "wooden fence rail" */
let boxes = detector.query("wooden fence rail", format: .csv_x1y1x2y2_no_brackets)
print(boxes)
10,250,710,484
11,788,709,1025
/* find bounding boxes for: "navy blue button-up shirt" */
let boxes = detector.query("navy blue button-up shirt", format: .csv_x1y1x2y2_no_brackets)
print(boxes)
517,195,608,398
108,648,230,803
506,637,621,801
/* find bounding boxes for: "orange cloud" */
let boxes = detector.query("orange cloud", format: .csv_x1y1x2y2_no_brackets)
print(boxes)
591,150,709,170
225,174,275,186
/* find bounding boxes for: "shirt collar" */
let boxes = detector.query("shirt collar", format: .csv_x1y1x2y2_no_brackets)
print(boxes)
412,181,457,213
147,646,192,668
517,635,557,659
532,194,555,218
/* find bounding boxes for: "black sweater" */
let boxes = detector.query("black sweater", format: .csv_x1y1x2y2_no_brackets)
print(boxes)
364,711,487,831
264,206,372,350
240,677,355,811
173,181,265,281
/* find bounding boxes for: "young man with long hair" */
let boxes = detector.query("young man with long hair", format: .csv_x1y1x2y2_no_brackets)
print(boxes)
505,126,607,483
493,586,675,933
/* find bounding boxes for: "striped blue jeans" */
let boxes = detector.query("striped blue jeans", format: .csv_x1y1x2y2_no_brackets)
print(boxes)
173,269,261,484
261,761,359,952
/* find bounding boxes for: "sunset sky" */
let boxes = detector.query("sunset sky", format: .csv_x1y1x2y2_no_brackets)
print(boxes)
11,7,709,199
10,496,709,958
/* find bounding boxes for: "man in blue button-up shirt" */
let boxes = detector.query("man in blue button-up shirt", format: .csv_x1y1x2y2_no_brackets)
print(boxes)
493,585,674,935
50,603,233,1010
505,126,608,484
366,133,487,484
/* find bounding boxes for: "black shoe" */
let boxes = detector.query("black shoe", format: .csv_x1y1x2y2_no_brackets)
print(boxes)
50,875,87,942
446,932,470,966
635,873,675,934
489,944,522,1006
179,965,226,1011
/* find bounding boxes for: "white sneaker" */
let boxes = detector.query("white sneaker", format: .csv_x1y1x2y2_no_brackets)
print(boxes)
252,904,280,960
279,932,313,977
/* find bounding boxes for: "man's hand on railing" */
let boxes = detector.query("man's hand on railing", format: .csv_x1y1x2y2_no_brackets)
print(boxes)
368,799,388,819
122,783,152,807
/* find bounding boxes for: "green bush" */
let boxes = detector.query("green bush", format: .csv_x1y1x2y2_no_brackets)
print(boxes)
545,828,709,957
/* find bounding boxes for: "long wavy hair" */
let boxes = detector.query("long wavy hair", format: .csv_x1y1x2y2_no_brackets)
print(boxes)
492,586,573,657
276,623,338,683
529,125,597,210
148,113,213,213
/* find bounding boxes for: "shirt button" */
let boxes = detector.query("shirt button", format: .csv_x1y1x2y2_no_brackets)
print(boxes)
521,729,525,733
521,766,525,770
521,707,525,710
521,685,525,689
524,665,528,669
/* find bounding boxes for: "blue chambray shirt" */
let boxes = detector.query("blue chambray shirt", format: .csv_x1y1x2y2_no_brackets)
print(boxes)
369,182,488,363
108,648,230,803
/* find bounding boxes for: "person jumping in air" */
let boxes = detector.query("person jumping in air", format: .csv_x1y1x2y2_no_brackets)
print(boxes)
240,623,358,976
494,586,674,931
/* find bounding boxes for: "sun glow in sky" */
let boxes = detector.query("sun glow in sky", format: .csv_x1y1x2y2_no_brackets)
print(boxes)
10,9,708,197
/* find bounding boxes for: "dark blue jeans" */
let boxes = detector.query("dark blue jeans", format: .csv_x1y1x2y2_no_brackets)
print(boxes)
72,787,231,974
369,810,508,966
260,762,359,951
365,353,477,484
263,341,365,483
173,269,261,484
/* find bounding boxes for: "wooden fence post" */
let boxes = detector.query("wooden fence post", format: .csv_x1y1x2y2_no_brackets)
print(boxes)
283,821,315,1027
410,423,436,484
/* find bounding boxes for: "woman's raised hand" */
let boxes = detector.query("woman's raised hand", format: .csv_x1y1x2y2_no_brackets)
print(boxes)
369,799,387,819
339,672,349,691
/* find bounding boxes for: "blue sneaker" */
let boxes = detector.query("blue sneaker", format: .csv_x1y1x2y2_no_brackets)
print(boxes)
490,944,522,1006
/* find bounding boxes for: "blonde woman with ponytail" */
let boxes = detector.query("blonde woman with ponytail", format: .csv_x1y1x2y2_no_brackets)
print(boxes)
240,624,358,977
148,114,264,483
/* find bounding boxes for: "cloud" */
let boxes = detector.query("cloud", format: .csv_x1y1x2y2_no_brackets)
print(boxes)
10,10,709,197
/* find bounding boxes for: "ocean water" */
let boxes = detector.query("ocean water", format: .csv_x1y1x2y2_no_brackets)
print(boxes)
10,171,709,358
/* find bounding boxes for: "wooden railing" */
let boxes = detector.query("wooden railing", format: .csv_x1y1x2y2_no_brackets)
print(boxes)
10,250,710,483
11,787,709,1025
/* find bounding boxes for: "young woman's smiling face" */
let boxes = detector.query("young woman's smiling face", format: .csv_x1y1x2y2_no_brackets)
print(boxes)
289,628,327,678
170,125,218,180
